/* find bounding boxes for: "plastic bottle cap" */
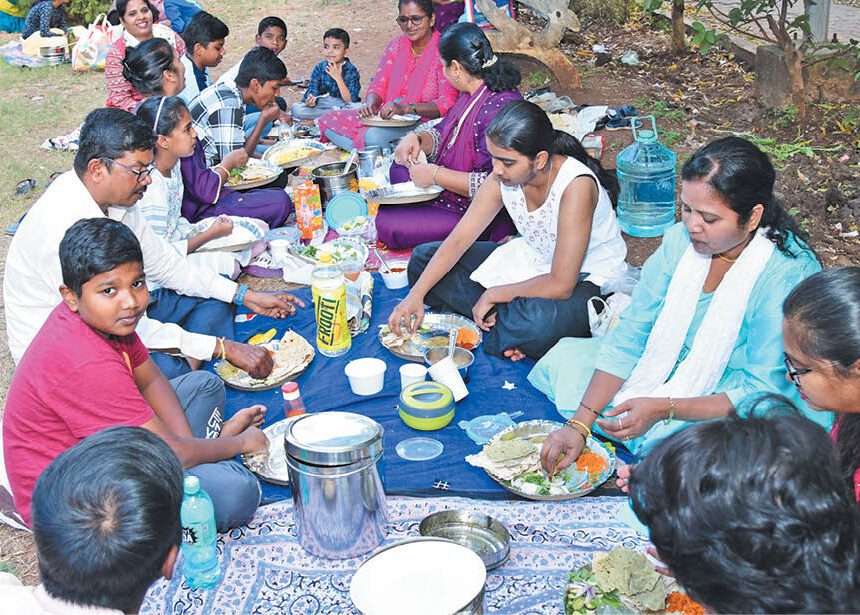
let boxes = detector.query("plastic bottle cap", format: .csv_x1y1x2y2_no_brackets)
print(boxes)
183,475,200,495
282,381,300,399
636,129,658,144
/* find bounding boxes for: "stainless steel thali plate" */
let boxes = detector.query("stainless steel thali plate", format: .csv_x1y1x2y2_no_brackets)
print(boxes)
378,312,482,362
365,181,443,205
483,420,616,502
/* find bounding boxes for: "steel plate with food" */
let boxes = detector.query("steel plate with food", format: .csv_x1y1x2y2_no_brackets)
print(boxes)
215,330,315,391
262,139,330,169
288,237,368,265
360,113,421,128
364,181,444,206
378,312,482,362
225,159,280,190
466,420,615,501
189,216,265,252
242,417,300,485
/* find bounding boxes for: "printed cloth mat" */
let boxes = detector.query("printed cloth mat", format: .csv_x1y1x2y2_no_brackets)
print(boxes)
0,40,53,68
140,495,648,614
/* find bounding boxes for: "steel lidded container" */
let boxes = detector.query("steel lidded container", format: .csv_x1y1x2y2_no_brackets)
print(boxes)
285,412,387,559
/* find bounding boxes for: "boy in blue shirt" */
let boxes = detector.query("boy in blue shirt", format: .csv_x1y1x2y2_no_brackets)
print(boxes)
291,28,362,121
178,10,229,104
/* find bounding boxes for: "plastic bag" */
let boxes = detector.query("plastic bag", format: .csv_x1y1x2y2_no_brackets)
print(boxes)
600,262,641,296
588,293,632,337
71,13,115,72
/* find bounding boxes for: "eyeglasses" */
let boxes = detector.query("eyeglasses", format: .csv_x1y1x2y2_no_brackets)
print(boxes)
102,158,155,183
395,15,427,26
784,353,813,387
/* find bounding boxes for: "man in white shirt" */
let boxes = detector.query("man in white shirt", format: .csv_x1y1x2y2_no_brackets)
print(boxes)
4,107,303,377
0,427,184,614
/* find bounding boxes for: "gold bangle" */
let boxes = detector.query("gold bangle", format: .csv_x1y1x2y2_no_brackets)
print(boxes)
579,401,600,417
218,337,227,361
665,397,676,425
432,164,441,184
565,418,591,440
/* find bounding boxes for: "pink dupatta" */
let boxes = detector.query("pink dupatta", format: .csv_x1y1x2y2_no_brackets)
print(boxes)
318,31,456,149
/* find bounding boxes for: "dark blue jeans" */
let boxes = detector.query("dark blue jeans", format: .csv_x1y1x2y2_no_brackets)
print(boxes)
146,288,235,379
409,242,601,359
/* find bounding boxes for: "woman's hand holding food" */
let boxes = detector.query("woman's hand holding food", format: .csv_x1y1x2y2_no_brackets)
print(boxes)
394,133,422,165
597,397,668,442
379,101,406,119
540,425,588,477
206,215,234,239
472,288,501,331
408,163,437,188
358,101,381,118
388,291,426,336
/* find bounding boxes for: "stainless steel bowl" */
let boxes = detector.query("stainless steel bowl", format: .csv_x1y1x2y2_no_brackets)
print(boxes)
419,510,511,570
311,161,359,205
424,347,474,383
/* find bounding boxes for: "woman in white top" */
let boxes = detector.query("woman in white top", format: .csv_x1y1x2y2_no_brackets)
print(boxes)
388,99,628,360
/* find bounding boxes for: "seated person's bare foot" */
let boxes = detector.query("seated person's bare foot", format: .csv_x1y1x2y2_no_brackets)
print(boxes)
503,348,526,362
615,463,633,493
221,404,267,437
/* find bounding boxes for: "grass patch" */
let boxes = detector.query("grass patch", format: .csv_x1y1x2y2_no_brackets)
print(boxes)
634,97,686,122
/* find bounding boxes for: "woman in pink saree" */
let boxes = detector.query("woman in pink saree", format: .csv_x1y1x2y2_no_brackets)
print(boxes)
377,22,521,249
317,0,457,151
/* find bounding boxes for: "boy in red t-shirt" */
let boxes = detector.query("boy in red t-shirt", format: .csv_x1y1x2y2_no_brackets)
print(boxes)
3,218,268,530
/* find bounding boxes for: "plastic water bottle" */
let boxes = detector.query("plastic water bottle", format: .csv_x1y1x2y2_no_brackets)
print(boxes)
311,252,351,357
180,476,220,589
616,115,677,237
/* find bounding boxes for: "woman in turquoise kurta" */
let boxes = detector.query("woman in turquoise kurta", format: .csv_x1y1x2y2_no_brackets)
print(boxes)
534,137,828,472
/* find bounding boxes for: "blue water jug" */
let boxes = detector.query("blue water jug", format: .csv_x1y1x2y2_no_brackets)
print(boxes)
616,116,677,237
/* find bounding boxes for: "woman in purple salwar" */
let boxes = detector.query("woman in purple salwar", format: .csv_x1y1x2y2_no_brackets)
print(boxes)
433,0,465,32
179,142,291,229
377,22,521,249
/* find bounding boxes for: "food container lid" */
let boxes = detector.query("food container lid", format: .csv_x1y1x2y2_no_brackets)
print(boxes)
286,411,383,466
325,192,368,231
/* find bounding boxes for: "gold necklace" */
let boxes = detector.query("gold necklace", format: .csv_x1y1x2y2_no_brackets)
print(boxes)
716,252,737,264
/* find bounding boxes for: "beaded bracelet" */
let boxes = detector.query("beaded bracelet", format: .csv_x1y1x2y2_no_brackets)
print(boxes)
664,397,676,425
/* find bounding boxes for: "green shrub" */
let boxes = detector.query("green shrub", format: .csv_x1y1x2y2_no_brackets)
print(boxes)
569,0,629,26
67,0,113,26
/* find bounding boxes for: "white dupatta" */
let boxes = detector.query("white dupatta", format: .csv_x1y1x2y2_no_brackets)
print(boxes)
613,229,774,411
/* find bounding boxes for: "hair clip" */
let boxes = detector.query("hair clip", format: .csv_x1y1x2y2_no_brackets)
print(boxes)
481,55,498,69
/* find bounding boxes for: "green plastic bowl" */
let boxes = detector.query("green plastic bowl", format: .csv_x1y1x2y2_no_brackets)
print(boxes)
399,408,456,431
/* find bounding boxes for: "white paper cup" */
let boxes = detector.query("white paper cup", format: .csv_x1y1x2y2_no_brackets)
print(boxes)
345,358,387,396
269,238,292,268
380,260,409,290
399,363,427,390
427,356,468,401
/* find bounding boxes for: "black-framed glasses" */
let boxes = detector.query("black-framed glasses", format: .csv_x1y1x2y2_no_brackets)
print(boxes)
102,158,155,183
784,353,813,387
396,15,427,26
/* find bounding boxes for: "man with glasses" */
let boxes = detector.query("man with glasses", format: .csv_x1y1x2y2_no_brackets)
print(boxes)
4,107,303,378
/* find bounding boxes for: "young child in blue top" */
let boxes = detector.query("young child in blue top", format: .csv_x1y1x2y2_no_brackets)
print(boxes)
291,28,362,121
21,0,68,39
177,10,228,104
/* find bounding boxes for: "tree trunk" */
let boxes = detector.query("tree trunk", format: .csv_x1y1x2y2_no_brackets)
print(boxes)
671,0,686,54
782,43,807,118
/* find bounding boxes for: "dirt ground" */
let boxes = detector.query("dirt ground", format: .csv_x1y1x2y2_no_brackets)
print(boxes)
1,0,858,588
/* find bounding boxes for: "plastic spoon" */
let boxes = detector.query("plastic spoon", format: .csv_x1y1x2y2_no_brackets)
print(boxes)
342,149,358,175
447,329,457,360
373,246,392,274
